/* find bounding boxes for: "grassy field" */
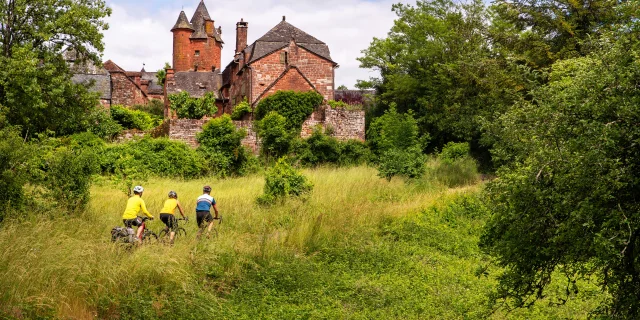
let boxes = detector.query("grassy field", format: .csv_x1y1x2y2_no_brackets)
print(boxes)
0,166,604,319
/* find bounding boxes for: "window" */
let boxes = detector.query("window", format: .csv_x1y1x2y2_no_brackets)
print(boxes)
195,50,200,57
279,51,288,64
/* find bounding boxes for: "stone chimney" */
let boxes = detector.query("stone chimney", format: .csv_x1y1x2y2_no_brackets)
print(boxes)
236,18,248,54
166,68,175,82
205,19,214,36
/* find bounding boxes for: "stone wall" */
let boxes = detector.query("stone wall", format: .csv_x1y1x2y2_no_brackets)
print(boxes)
167,119,208,148
164,106,365,151
325,107,366,141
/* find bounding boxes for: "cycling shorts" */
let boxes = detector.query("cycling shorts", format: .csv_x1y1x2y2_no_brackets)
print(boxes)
123,217,142,228
196,210,213,228
160,214,177,231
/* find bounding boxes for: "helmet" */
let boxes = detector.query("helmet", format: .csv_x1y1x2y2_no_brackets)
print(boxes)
168,191,177,198
133,186,144,193
203,185,212,192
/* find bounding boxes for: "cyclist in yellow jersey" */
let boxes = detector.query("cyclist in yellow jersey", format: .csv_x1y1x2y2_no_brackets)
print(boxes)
122,186,154,241
159,191,186,244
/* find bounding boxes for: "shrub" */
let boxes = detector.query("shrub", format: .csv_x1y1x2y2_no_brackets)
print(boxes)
256,111,293,159
101,137,206,180
327,100,349,108
377,146,426,181
428,157,478,188
131,99,165,117
168,91,217,119
0,122,34,217
231,98,252,120
254,90,323,130
367,107,426,156
257,158,313,205
110,105,160,131
197,115,251,177
338,140,371,166
439,142,470,163
88,109,123,139
293,128,341,166
39,147,100,212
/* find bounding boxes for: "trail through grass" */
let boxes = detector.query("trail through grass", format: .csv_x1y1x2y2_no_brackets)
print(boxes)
0,166,604,319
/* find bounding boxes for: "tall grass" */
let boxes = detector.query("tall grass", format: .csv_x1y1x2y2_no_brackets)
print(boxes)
0,165,604,319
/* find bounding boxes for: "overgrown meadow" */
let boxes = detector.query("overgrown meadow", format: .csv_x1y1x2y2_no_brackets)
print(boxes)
0,166,604,319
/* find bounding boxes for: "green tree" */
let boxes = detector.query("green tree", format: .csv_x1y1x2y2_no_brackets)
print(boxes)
0,114,33,219
358,0,518,159
0,0,111,137
490,0,630,69
256,111,292,160
480,29,640,317
368,107,427,181
336,85,348,90
156,62,171,85
197,114,249,177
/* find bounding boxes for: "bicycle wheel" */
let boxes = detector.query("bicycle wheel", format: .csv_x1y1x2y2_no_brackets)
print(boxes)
176,227,187,238
143,230,158,244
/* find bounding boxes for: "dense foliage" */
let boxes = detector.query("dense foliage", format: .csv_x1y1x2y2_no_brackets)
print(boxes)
480,29,640,317
256,111,293,160
197,115,255,177
257,157,313,205
131,99,165,117
0,0,111,138
230,98,252,120
358,0,516,157
254,90,323,130
368,107,426,181
168,91,217,119
109,105,161,131
292,128,370,167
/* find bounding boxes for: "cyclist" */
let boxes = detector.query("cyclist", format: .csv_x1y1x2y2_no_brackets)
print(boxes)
122,185,154,242
195,185,219,239
159,190,186,244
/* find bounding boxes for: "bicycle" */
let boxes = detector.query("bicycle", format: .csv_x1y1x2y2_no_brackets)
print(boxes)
111,216,157,244
159,217,188,243
197,215,222,239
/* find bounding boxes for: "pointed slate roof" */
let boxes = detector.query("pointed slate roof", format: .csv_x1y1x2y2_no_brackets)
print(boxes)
190,0,211,24
244,20,334,64
172,11,194,31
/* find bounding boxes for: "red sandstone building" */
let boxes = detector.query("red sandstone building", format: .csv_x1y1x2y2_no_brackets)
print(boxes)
163,0,339,117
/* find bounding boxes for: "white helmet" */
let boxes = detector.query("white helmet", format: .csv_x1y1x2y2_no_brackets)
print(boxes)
133,186,144,193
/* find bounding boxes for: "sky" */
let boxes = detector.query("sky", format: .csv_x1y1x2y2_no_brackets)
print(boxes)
102,0,412,88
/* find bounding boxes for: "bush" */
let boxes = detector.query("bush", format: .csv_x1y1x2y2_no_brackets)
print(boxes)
439,142,470,163
0,122,34,217
338,140,371,166
168,91,217,119
428,157,478,188
257,158,313,205
256,111,293,159
88,109,123,139
101,137,206,179
131,99,164,117
197,115,252,177
39,147,100,212
367,107,426,156
231,98,252,120
254,91,323,130
110,105,160,131
377,146,426,181
294,128,341,166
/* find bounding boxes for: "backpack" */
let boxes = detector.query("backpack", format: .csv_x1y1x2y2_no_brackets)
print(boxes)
111,226,135,243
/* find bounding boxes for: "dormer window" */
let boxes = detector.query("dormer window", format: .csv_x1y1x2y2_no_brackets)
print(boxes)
195,50,200,57
280,51,288,64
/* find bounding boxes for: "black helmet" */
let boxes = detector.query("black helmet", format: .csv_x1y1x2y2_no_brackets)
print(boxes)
168,191,177,198
203,185,212,192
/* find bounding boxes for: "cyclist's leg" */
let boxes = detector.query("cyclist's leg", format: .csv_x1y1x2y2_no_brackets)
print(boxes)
168,215,177,243
134,217,144,240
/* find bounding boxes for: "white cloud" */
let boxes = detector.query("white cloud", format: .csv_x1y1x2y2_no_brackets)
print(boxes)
103,0,409,88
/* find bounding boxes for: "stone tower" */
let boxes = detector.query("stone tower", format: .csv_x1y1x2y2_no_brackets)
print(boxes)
171,0,224,72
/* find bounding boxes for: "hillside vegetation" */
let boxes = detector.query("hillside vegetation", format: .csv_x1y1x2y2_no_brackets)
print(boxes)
0,166,603,319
